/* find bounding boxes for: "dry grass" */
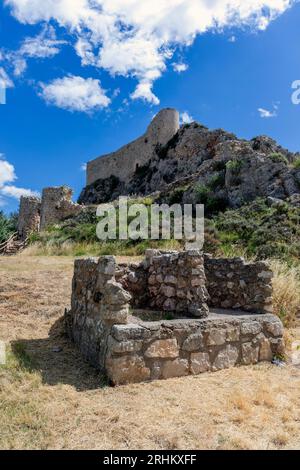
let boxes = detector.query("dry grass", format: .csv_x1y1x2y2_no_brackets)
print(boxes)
271,260,300,327
0,255,300,450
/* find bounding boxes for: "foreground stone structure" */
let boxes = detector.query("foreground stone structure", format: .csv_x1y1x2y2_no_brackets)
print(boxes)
65,251,284,385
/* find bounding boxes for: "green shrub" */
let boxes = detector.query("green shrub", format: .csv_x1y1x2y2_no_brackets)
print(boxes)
226,159,243,173
0,211,18,244
292,158,300,169
269,152,289,165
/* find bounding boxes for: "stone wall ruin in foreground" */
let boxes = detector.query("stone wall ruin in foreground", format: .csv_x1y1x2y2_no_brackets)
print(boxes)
65,250,284,385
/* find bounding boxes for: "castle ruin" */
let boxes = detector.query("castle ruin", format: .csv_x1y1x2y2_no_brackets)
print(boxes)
86,108,180,186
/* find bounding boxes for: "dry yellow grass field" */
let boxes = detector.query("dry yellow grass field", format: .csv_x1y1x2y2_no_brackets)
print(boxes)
0,255,300,450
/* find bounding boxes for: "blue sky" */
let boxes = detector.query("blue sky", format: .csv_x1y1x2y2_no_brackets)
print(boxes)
1,0,300,213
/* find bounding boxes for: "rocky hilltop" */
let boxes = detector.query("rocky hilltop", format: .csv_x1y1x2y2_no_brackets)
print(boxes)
79,121,300,214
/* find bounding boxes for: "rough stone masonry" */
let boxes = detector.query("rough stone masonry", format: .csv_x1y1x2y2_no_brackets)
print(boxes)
65,251,284,385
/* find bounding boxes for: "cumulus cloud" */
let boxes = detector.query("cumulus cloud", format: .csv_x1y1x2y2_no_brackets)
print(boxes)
0,158,16,186
1,25,66,78
19,25,66,59
0,155,39,203
4,0,297,105
0,185,39,199
258,103,279,118
173,63,189,73
180,111,194,125
39,75,111,112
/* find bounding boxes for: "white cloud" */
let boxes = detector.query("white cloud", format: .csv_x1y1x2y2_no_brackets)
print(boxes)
130,80,160,105
0,67,14,88
0,185,39,199
1,25,66,78
228,35,236,42
0,158,16,186
4,0,297,104
258,103,279,118
173,63,189,73
0,155,39,202
39,75,111,112
80,163,87,171
180,111,194,124
19,25,66,59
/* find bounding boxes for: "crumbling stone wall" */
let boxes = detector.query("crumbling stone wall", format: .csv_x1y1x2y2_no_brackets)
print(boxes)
40,186,82,230
86,108,180,185
65,256,131,369
115,249,209,317
65,252,284,385
17,196,41,239
204,255,273,313
145,250,209,317
106,314,284,385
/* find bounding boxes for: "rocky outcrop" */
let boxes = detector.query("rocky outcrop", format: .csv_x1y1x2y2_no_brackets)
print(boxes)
79,121,300,212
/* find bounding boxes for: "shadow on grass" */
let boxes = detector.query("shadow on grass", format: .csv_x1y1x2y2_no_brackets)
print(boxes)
11,316,108,391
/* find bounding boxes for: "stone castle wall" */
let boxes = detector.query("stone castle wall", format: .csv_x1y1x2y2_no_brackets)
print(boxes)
40,186,83,231
204,256,273,313
116,250,209,317
17,196,41,239
86,108,180,186
65,252,284,385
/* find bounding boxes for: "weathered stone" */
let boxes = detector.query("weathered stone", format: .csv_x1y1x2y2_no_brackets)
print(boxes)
161,358,189,379
106,355,150,385
160,285,176,298
182,333,204,352
242,342,259,365
213,345,239,371
112,324,150,341
258,336,273,362
40,186,82,230
226,326,240,342
145,339,179,358
107,336,143,354
164,275,177,285
190,352,211,374
207,328,226,346
264,320,284,337
241,321,262,336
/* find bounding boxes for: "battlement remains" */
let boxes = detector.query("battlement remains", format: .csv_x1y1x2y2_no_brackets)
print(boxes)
86,108,180,186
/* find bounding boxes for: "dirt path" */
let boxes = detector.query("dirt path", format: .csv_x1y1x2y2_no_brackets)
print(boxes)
0,255,300,450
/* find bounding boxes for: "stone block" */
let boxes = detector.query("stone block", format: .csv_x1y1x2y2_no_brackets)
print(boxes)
190,352,211,374
242,342,259,365
145,339,179,359
161,358,189,379
106,355,150,385
207,328,226,346
212,345,239,371
182,333,204,352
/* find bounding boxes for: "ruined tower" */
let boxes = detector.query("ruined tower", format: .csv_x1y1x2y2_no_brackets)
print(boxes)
86,108,180,186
